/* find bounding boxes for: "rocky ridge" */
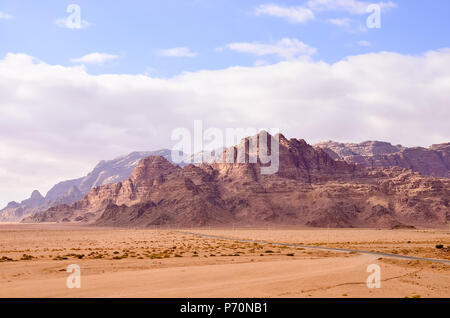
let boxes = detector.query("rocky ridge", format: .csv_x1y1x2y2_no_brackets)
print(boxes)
315,141,450,178
24,133,450,228
0,149,179,222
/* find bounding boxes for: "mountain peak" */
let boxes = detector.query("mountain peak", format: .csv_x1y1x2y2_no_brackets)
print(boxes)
131,156,179,185
30,190,43,200
5,201,20,209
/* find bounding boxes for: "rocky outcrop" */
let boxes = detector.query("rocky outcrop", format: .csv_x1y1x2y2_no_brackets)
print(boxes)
0,149,182,222
44,186,83,208
23,190,45,207
25,133,450,229
44,150,177,199
315,141,450,178
0,190,44,222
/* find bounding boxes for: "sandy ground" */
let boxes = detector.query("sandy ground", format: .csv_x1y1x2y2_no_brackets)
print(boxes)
0,223,449,298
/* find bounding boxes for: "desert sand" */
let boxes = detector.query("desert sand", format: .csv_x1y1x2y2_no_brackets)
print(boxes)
0,223,448,298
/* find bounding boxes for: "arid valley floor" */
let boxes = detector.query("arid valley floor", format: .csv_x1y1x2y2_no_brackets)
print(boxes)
0,223,449,298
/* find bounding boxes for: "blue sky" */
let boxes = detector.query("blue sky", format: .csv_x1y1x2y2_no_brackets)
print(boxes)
1,0,449,77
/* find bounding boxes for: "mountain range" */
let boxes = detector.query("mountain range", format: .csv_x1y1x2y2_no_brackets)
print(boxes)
0,150,176,222
20,133,450,229
315,141,450,178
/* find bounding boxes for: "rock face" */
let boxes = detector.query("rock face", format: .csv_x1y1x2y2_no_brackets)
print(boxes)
0,190,44,222
45,150,176,198
315,141,450,178
0,149,181,222
25,133,450,229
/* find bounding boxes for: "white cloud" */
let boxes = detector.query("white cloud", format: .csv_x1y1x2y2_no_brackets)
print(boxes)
158,47,197,57
221,38,317,59
358,40,373,47
0,10,13,19
328,18,352,27
254,60,269,66
307,0,397,15
70,53,119,65
0,49,449,206
327,18,367,33
254,4,315,24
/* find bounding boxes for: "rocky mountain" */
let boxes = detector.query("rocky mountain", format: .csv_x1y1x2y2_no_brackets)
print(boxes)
315,141,450,178
22,190,45,207
24,132,450,229
0,190,45,222
0,149,180,222
46,150,176,198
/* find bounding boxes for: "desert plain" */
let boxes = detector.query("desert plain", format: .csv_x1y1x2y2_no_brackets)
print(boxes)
0,223,449,298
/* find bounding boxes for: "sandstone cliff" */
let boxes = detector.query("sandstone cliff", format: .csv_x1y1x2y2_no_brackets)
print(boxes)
0,149,180,222
25,133,450,229
315,141,450,178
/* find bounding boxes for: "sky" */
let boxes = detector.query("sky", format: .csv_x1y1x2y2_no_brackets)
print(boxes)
0,0,449,206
